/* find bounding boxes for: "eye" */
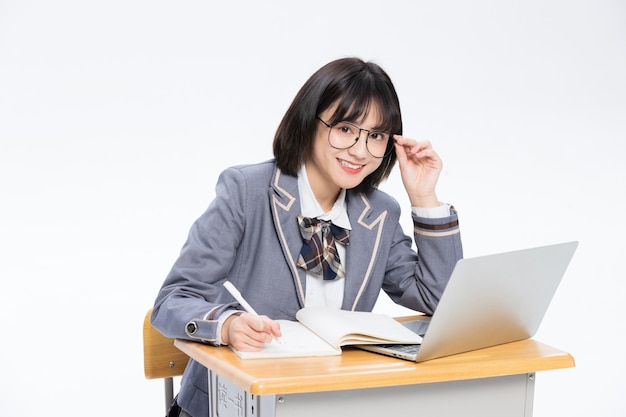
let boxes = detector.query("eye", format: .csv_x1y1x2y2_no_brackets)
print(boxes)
369,132,389,142
334,122,357,137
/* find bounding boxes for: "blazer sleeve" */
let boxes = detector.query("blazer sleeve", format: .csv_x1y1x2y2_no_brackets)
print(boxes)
150,167,248,343
383,207,463,315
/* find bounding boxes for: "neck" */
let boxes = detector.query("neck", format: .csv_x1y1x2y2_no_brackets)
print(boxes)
313,187,341,213
303,163,341,212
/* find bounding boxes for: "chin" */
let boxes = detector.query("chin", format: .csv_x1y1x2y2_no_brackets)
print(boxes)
336,178,366,190
331,165,374,190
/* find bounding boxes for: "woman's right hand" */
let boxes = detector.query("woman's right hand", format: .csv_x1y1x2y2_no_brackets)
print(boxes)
221,312,282,351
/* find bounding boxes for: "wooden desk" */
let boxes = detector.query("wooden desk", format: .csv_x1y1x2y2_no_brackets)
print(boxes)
175,335,574,417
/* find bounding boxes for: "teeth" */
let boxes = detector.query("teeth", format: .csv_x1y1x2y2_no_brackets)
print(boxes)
340,160,363,169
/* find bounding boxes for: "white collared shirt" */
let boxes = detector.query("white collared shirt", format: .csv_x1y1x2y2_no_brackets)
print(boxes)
297,165,351,309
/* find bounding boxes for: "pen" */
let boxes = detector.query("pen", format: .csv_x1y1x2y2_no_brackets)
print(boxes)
223,281,281,343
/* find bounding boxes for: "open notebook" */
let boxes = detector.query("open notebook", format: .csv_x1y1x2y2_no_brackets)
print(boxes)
229,306,423,359
357,241,578,362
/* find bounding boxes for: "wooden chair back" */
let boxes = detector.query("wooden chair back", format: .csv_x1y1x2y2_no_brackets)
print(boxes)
143,308,189,411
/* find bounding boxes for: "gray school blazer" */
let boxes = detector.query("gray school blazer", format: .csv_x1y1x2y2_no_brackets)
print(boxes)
152,159,463,416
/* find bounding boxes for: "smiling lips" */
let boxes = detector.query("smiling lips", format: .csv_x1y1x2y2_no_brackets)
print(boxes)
339,159,364,172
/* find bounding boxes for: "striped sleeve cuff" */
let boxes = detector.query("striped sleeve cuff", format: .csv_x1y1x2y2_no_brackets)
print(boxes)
412,206,460,237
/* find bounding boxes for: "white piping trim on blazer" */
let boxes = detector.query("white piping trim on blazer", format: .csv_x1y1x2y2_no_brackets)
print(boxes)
351,193,388,311
271,169,306,303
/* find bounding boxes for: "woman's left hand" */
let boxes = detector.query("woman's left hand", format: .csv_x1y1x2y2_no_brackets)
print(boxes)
393,135,442,208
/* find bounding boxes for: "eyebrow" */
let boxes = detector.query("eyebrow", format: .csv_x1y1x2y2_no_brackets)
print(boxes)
339,119,390,132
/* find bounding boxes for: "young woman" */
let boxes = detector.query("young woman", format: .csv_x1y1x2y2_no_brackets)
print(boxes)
152,57,463,417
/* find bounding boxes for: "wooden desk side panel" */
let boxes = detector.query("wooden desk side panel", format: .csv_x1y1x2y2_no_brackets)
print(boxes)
174,338,574,395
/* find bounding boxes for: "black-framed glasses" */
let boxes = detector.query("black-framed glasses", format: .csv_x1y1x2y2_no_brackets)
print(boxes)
316,117,393,158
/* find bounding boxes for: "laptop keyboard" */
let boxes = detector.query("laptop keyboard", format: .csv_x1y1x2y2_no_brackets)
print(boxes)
379,318,431,355
377,343,421,354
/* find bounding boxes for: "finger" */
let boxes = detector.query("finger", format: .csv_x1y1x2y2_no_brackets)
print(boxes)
393,135,426,146
242,314,280,342
269,320,282,338
232,337,266,351
396,142,435,164
231,321,273,350
256,316,282,339
394,135,433,155
407,141,433,156
393,138,409,164
227,316,267,351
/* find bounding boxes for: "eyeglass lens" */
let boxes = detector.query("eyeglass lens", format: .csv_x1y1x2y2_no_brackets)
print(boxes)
328,122,391,158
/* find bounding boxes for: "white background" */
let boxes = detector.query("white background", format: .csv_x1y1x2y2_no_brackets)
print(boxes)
1,1,625,415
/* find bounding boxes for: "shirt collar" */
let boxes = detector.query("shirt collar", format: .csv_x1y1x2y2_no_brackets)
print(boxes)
297,165,352,230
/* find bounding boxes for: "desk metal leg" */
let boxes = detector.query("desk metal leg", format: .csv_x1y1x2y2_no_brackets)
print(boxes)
209,371,536,417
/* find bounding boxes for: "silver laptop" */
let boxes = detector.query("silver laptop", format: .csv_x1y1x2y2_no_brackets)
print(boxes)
357,241,578,362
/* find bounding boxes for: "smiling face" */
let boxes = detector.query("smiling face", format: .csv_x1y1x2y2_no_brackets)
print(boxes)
304,102,386,210
273,59,402,194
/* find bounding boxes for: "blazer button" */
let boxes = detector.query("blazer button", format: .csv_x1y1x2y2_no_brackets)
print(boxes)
186,321,198,335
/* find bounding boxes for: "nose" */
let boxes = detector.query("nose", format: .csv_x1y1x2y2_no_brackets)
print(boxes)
347,129,370,157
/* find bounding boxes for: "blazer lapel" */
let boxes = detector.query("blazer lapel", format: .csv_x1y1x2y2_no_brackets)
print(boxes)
343,191,389,311
269,167,389,311
269,166,307,307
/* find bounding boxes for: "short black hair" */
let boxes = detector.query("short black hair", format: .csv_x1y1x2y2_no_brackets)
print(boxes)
273,57,402,193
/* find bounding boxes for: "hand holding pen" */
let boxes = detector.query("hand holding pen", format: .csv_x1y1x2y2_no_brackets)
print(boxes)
222,281,282,349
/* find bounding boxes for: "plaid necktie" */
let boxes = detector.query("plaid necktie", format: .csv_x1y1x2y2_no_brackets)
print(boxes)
296,215,350,280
